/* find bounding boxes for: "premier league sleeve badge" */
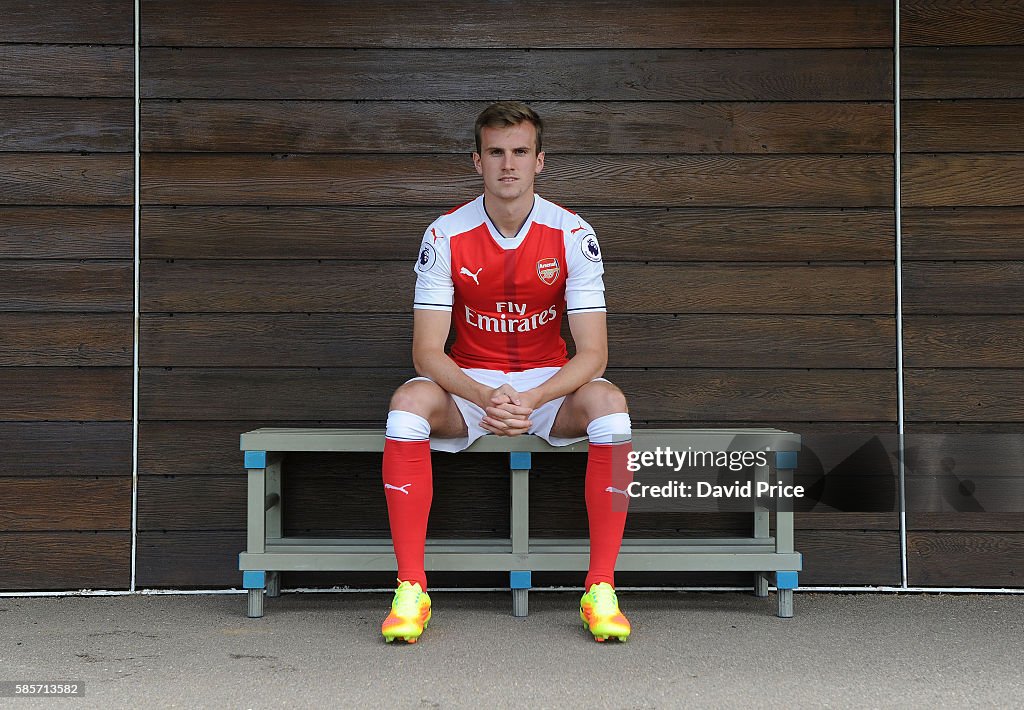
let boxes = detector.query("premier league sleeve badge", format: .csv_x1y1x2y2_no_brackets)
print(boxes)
416,242,438,272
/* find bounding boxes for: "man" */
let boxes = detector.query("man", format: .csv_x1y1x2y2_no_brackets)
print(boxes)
380,101,633,644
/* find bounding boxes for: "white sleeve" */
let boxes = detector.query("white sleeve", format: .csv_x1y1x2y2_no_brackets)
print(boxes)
412,223,454,311
565,220,606,314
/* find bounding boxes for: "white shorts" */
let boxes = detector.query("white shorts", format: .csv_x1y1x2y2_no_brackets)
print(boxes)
407,367,606,453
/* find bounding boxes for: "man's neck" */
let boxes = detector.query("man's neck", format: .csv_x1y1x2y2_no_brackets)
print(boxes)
483,193,534,238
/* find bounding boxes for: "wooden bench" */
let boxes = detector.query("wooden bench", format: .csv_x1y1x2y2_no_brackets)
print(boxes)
239,428,802,619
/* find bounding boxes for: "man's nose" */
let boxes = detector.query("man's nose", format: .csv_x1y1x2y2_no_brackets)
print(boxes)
502,152,514,169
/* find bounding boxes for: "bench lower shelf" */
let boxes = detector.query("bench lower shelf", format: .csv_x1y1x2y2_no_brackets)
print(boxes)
240,536,801,572
241,536,801,619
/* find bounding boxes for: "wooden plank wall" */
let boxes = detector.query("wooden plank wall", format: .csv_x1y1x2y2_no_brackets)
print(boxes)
901,1,1024,586
136,0,900,588
12,1,1021,593
0,1,134,589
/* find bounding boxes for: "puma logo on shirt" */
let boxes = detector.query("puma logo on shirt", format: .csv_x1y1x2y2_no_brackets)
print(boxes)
460,266,483,285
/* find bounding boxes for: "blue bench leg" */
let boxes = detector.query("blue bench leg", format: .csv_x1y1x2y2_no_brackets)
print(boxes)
244,570,266,618
775,571,798,618
510,571,531,617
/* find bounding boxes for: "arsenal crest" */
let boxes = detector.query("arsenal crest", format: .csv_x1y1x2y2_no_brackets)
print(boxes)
536,257,560,286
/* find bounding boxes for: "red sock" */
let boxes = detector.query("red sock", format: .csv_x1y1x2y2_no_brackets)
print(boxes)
382,438,433,589
585,442,633,590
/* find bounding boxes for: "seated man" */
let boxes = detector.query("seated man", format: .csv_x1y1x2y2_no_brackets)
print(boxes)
381,101,633,643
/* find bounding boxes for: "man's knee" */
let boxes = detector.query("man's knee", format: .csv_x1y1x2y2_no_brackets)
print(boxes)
578,381,629,420
389,380,446,416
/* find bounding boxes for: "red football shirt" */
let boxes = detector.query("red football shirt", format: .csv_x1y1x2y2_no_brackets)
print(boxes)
413,195,606,372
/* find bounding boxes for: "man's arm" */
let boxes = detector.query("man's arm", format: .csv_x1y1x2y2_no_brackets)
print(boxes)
524,311,608,408
412,308,494,409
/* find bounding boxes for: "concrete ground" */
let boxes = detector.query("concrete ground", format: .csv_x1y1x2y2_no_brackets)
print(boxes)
3,590,1022,709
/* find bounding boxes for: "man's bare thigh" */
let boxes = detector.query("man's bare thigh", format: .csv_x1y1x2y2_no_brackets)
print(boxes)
549,380,628,440
391,379,468,438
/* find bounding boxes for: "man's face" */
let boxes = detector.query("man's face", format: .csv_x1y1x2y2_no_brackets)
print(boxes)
473,122,545,204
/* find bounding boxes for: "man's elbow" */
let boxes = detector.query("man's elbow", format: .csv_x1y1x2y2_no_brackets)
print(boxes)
412,349,428,376
581,346,608,378
412,346,441,377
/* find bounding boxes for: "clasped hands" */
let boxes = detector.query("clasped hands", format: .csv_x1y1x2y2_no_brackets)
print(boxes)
479,383,540,437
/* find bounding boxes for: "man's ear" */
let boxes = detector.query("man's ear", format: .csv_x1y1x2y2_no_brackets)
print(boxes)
472,152,483,175
535,151,545,174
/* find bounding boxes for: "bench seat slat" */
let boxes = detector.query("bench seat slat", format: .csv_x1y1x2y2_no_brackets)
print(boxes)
241,427,800,453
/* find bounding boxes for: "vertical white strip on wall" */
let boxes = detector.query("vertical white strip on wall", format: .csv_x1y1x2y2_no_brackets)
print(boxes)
130,0,141,592
894,1,909,588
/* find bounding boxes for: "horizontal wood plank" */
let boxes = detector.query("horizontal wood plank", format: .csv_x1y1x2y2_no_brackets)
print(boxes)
140,313,895,369
901,1,1024,46
908,532,1024,587
137,476,247,531
0,532,130,590
0,154,133,206
141,206,895,261
905,475,1024,517
0,262,133,311
141,261,895,314
902,207,1024,260
141,0,893,48
7,0,133,44
902,100,1024,153
136,530,245,588
0,422,131,477
795,513,898,531
904,316,1024,367
0,313,132,366
907,513,1024,533
0,98,134,152
0,478,131,531
903,262,1024,314
140,368,896,422
0,207,132,259
609,315,895,366
794,530,901,585
0,368,132,421
141,48,893,101
139,421,252,476
483,262,890,316
0,46,133,98
902,47,1024,99
142,154,894,208
142,100,893,154
905,369,1024,422
907,422,1024,435
902,154,1024,207
904,432,1024,481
